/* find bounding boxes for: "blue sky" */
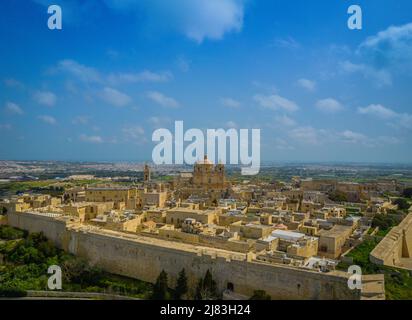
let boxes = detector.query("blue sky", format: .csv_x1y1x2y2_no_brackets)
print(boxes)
1,0,412,163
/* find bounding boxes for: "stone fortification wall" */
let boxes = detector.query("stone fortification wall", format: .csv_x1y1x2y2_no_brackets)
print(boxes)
8,211,358,300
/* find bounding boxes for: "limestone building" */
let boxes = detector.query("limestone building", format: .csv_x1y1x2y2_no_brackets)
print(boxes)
192,156,227,190
144,164,151,182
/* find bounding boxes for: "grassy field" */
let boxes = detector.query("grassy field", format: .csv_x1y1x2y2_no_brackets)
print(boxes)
0,179,106,197
338,238,412,300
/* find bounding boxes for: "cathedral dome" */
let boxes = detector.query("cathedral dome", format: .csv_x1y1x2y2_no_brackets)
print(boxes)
196,155,213,165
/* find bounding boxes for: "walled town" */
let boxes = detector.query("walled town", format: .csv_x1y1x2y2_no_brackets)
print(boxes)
1,158,412,300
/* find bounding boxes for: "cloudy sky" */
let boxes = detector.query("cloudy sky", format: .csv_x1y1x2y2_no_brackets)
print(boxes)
1,0,412,163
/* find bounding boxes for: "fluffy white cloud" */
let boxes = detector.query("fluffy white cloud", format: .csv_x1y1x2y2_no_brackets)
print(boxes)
55,59,102,83
340,61,392,87
297,78,316,92
100,87,131,107
34,0,246,43
79,134,103,143
254,94,299,112
315,98,344,113
288,126,327,145
358,104,412,129
38,115,57,125
340,130,400,147
33,91,57,107
341,22,412,86
122,126,147,145
358,104,397,119
220,97,241,108
104,0,245,43
5,102,24,115
359,22,412,72
147,91,179,108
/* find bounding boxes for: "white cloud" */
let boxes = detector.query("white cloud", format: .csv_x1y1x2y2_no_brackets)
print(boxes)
274,115,296,127
339,130,401,147
297,78,316,92
220,97,241,108
147,91,179,108
33,91,57,107
358,104,397,119
103,0,245,43
72,116,90,125
341,22,412,86
182,0,244,43
254,94,299,112
38,115,57,125
274,138,295,150
122,125,147,145
55,59,102,83
340,130,368,144
273,37,300,49
100,87,131,107
359,22,412,72
340,61,392,87
225,121,237,128
34,0,245,43
107,70,173,84
3,78,24,89
358,104,412,129
148,117,171,127
55,59,173,85
79,134,103,144
288,126,327,145
315,98,344,113
5,102,24,115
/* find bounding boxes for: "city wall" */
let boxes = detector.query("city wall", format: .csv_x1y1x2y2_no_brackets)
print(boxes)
7,211,359,300
370,212,412,268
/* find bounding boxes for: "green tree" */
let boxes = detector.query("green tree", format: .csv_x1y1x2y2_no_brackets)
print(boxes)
0,225,26,240
402,188,412,199
195,269,218,300
249,290,271,300
328,191,348,202
152,270,170,300
174,268,188,300
393,198,410,211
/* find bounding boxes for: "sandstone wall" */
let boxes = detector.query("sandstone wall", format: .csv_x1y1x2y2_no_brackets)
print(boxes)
7,212,358,300
370,212,412,267
7,212,67,248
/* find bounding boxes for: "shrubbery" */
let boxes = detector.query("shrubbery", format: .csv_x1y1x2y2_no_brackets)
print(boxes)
0,226,152,298
0,225,27,240
372,214,404,236
393,198,410,211
402,188,412,199
0,285,27,297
